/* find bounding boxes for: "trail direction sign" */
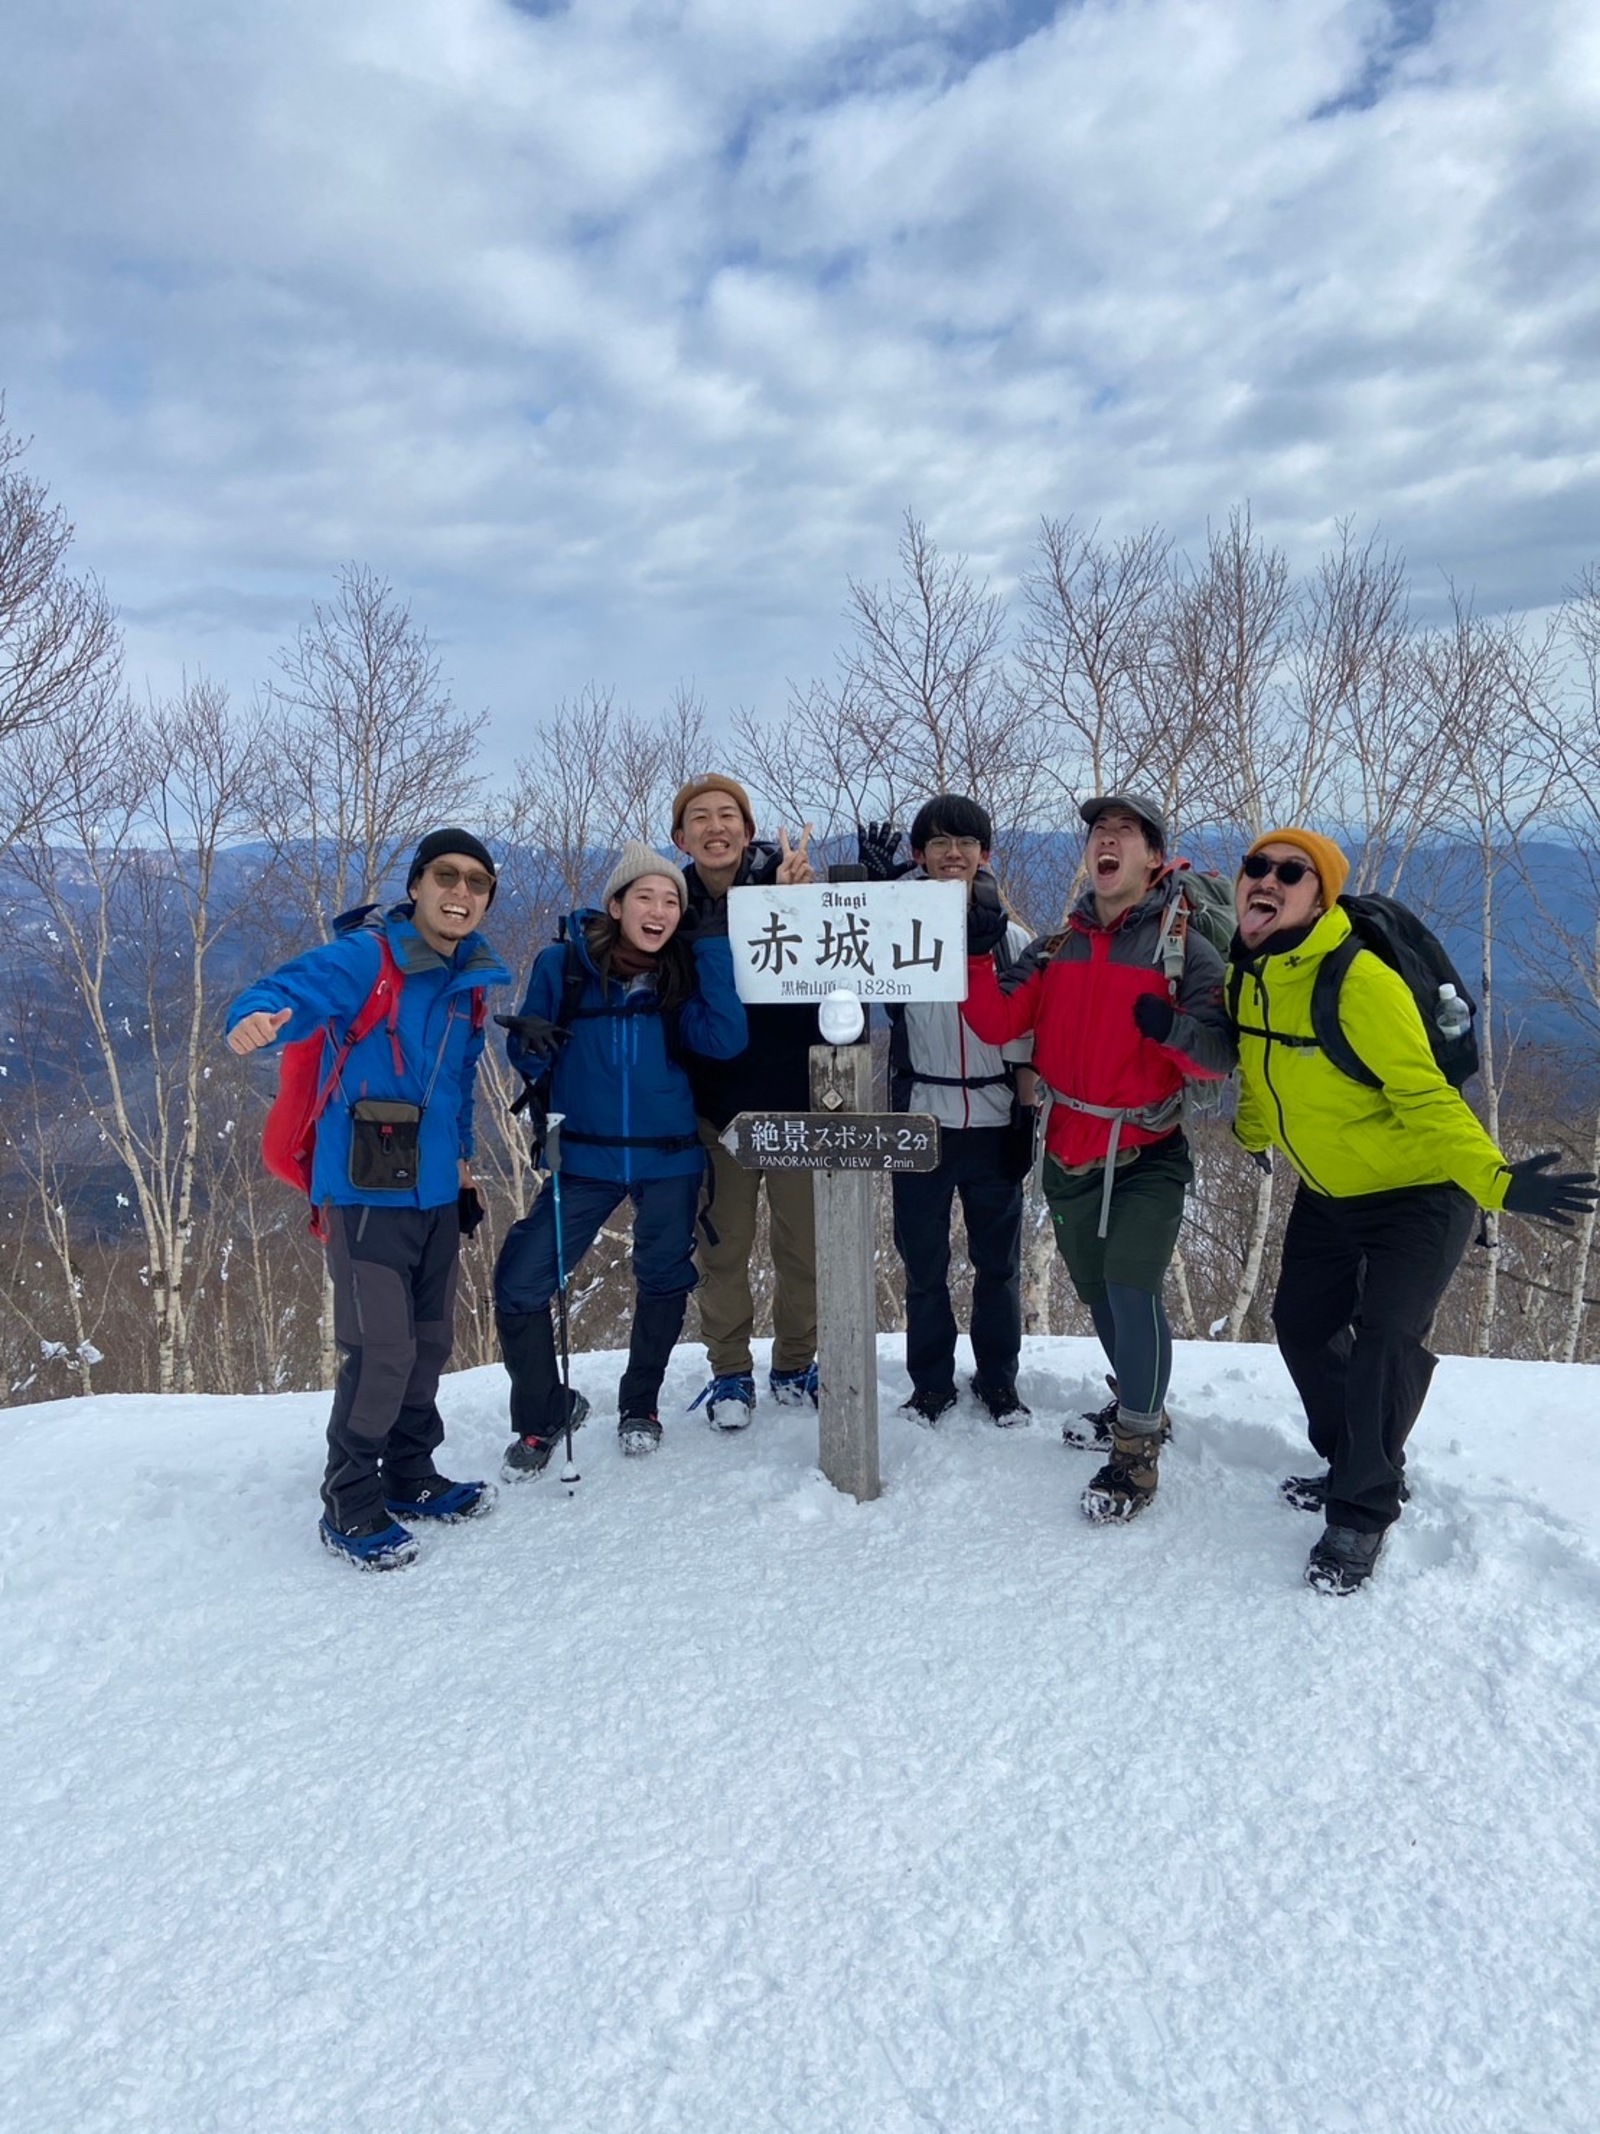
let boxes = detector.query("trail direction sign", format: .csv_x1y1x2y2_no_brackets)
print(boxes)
728,880,967,1004
722,1111,941,1173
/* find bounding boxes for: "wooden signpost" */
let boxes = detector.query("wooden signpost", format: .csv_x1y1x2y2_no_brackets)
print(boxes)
724,878,966,1504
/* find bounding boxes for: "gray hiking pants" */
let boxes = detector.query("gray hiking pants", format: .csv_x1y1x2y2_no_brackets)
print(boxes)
321,1203,460,1527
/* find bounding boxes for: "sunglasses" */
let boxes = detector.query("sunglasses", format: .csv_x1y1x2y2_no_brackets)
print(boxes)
1240,854,1314,887
426,862,495,896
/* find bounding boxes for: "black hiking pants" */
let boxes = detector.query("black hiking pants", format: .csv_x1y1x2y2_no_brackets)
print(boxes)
322,1203,460,1529
1271,1181,1477,1535
892,1127,1024,1398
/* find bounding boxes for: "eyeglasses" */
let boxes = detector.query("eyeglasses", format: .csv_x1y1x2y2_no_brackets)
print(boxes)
426,862,495,896
923,835,983,856
1240,854,1313,887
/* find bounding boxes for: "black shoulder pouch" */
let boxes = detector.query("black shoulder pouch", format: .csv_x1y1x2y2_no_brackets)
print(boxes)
348,1099,423,1191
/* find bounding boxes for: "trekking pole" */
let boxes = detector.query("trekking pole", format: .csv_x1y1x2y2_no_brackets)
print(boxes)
546,1112,580,1494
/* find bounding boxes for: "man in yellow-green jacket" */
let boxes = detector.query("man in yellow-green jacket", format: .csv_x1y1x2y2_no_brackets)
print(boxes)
1229,826,1596,1595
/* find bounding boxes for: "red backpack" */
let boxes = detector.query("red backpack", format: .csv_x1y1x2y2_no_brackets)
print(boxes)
259,937,489,1240
261,935,407,1240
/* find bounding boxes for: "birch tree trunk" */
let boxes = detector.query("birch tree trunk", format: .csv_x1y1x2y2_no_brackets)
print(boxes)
1225,1167,1275,1340
1561,1097,1600,1363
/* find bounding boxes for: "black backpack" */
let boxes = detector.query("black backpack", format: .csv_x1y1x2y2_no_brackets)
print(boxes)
508,922,692,1157
1309,895,1479,1089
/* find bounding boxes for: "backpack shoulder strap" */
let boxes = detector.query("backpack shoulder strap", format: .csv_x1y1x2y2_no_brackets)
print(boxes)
558,941,588,1036
311,931,405,1127
1156,878,1188,993
1309,935,1381,1089
347,932,403,1042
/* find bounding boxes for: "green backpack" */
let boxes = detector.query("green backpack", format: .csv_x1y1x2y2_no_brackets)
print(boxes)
1154,862,1236,985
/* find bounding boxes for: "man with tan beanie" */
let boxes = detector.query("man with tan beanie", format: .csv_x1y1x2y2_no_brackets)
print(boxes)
1230,827,1596,1593
669,775,820,1433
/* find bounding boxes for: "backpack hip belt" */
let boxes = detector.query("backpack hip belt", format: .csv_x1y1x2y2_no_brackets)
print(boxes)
1041,1082,1183,1238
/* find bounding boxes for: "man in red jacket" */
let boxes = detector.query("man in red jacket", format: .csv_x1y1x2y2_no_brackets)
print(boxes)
962,794,1234,1521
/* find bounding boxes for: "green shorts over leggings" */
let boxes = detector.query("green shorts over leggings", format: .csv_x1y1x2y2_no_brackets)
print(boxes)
1042,1132,1193,1305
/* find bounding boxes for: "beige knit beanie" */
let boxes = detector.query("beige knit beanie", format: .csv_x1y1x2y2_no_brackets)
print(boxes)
601,841,687,911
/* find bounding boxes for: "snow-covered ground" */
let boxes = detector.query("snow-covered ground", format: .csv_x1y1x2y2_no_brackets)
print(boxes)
5,1333,1600,2134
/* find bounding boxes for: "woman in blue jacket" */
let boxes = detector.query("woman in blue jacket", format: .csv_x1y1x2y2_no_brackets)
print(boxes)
495,842,746,1459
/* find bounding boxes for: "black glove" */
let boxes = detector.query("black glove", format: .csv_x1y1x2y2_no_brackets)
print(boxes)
857,820,904,881
966,878,1009,956
1501,1151,1600,1229
1250,1148,1273,1176
1132,992,1176,1044
495,1011,568,1059
677,896,727,942
458,1185,486,1237
1002,1100,1038,1184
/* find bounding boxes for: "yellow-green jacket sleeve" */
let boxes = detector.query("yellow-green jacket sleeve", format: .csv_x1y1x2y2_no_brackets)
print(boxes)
1338,956,1511,1210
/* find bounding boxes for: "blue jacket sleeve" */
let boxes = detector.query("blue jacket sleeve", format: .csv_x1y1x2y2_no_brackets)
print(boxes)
457,1010,488,1163
679,936,748,1060
503,945,568,1081
225,934,385,1046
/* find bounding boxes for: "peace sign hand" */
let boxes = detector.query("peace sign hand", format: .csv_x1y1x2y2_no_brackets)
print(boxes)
776,823,816,885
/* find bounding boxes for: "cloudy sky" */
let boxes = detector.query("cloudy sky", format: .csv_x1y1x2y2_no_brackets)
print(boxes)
4,0,1597,768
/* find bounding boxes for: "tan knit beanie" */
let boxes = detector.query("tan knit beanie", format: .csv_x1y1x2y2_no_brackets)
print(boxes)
602,841,687,911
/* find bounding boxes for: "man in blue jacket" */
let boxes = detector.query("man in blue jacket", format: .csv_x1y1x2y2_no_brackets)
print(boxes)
226,829,512,1570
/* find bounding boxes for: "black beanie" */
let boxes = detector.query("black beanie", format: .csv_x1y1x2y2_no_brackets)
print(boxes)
407,828,498,903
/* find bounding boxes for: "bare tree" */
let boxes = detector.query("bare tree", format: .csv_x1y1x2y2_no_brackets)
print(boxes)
1411,601,1559,1351
8,681,270,1393
0,405,123,844
737,516,1055,912
260,564,486,937
1015,518,1174,805
1512,566,1600,1359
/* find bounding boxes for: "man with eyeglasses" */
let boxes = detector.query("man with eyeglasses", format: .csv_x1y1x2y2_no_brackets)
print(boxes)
1231,826,1597,1593
859,795,1037,1428
226,828,511,1570
961,793,1234,1520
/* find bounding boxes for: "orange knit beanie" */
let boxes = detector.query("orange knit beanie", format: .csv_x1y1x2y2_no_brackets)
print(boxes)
1243,828,1350,906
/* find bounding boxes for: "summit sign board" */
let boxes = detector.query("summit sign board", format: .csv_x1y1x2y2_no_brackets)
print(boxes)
727,881,968,1005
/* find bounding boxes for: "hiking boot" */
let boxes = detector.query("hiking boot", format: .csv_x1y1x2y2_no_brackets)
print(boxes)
971,1375,1031,1427
1305,1523,1385,1595
690,1373,756,1431
318,1511,420,1571
768,1363,819,1408
619,1412,663,1456
1062,1374,1172,1450
1062,1394,1118,1450
1081,1429,1162,1524
502,1391,591,1480
901,1386,957,1428
381,1475,497,1522
1280,1470,1408,1514
1281,1471,1327,1513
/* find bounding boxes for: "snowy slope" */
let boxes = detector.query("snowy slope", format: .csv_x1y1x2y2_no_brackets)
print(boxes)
4,1335,1600,2134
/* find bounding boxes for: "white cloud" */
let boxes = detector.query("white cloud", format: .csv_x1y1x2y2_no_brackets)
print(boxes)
2,0,1598,762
